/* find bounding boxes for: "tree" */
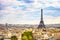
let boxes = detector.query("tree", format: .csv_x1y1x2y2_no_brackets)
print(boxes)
0,37,4,40
11,36,18,40
21,31,34,40
0,36,4,40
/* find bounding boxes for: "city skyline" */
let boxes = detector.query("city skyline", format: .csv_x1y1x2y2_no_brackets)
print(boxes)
0,0,60,24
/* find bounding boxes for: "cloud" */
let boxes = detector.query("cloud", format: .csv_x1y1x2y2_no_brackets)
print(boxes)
0,0,60,24
0,4,4,10
45,6,60,11
44,16,60,24
23,0,33,3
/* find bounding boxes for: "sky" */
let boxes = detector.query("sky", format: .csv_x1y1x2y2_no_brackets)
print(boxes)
0,0,60,24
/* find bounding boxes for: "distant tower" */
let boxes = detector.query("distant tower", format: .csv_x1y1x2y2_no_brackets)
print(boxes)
5,23,8,30
38,9,45,28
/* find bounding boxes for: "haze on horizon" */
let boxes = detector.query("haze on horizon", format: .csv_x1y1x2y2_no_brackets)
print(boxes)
0,0,60,24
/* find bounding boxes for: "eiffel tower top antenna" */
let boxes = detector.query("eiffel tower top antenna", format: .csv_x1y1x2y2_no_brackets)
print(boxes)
41,9,43,21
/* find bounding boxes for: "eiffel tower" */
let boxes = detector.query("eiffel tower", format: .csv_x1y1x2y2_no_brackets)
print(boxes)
38,9,45,28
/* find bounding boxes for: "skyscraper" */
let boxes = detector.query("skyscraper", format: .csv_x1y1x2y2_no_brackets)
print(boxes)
38,9,45,28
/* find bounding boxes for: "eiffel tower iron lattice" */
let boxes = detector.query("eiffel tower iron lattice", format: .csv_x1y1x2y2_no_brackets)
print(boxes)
38,9,45,28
